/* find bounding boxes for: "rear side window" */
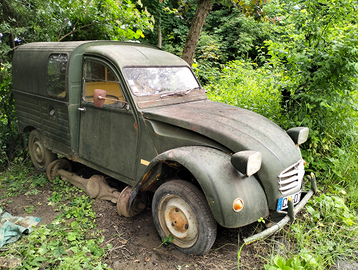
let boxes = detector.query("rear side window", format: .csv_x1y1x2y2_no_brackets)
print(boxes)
47,53,68,98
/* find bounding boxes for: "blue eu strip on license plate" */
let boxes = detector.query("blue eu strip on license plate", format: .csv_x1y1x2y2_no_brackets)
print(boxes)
277,190,302,211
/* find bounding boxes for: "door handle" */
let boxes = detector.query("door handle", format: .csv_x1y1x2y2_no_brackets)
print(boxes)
78,107,86,112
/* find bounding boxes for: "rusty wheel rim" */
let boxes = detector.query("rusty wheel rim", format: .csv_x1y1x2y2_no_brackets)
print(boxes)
158,194,198,248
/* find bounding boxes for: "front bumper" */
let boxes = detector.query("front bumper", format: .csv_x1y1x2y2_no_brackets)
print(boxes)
243,173,317,245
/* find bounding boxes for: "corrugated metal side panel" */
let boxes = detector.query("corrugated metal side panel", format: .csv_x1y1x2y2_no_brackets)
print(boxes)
40,100,71,155
14,92,41,131
14,91,72,156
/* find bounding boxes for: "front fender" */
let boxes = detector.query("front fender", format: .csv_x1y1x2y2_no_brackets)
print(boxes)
134,146,269,228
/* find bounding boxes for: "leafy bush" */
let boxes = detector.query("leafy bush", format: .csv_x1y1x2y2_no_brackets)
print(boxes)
204,7,274,64
264,0,358,177
205,60,282,122
192,31,222,83
0,64,22,170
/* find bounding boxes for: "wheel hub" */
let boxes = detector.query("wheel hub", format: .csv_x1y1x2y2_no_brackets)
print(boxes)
160,196,198,247
169,208,188,233
34,141,44,163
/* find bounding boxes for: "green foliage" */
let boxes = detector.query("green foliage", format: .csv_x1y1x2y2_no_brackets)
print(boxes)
161,234,174,246
0,64,20,170
204,7,274,63
177,0,268,21
204,49,358,270
1,0,153,45
264,0,358,164
0,161,45,198
192,7,276,83
192,32,222,83
0,0,154,169
140,1,274,64
289,193,358,268
263,192,358,270
205,60,282,121
265,254,316,270
140,0,192,53
0,166,109,269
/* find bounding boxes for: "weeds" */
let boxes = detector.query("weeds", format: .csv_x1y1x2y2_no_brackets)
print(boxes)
0,161,47,199
264,254,316,270
263,192,358,269
0,165,110,269
155,234,174,250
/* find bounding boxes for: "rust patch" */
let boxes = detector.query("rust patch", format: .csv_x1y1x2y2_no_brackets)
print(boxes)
170,211,186,232
192,125,200,131
141,172,161,192
134,122,138,129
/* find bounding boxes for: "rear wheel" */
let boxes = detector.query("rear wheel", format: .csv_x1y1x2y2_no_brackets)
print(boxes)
28,130,57,171
152,179,217,255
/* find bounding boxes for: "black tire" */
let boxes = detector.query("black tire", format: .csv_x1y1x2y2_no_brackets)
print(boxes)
152,180,217,255
28,130,57,171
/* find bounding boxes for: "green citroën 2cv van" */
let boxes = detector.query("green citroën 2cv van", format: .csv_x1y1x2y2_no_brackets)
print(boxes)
12,41,316,255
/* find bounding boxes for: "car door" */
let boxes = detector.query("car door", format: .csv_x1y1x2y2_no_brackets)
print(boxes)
78,57,138,182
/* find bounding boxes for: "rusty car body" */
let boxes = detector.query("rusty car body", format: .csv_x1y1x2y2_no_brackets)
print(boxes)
12,41,316,255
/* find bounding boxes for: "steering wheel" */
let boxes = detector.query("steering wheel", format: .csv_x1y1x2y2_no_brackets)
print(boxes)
106,95,120,100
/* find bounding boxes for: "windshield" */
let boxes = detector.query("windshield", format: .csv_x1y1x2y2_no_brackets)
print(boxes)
123,67,200,96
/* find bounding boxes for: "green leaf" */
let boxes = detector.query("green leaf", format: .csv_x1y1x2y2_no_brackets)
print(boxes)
67,232,77,241
274,256,286,268
30,256,47,267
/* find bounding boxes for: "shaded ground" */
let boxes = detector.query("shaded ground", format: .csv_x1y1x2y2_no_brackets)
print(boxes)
0,163,283,270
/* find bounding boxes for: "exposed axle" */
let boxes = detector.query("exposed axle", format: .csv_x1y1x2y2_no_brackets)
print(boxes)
46,159,145,217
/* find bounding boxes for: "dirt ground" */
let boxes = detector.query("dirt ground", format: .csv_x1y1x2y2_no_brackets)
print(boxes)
1,163,277,270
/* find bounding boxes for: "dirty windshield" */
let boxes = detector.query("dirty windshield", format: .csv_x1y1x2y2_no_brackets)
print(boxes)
123,67,200,96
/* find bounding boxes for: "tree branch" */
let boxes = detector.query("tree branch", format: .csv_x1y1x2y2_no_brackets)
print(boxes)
56,0,92,42
57,22,95,42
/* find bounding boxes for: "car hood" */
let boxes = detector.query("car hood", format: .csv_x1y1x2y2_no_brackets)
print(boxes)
142,100,301,171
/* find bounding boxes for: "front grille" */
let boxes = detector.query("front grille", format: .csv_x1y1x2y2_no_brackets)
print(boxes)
278,159,305,195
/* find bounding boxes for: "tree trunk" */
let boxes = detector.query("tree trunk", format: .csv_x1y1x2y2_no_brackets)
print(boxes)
157,18,162,48
181,0,212,66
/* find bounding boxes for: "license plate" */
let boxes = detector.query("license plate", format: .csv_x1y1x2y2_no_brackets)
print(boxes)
277,190,301,211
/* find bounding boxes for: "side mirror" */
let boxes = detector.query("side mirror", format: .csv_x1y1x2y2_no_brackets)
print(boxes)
93,89,106,108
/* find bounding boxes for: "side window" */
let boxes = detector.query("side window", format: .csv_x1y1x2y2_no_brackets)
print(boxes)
47,53,68,98
83,60,125,106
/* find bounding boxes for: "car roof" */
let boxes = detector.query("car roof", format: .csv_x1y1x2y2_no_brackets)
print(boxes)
15,41,188,68
12,40,190,97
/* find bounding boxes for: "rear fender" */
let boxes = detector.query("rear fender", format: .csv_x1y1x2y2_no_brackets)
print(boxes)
134,146,269,228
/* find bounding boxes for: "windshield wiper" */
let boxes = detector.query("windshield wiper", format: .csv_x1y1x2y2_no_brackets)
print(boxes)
159,87,201,99
160,92,184,98
184,87,201,95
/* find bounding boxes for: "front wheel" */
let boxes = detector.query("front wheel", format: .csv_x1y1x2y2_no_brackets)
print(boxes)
28,130,57,171
152,180,217,255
